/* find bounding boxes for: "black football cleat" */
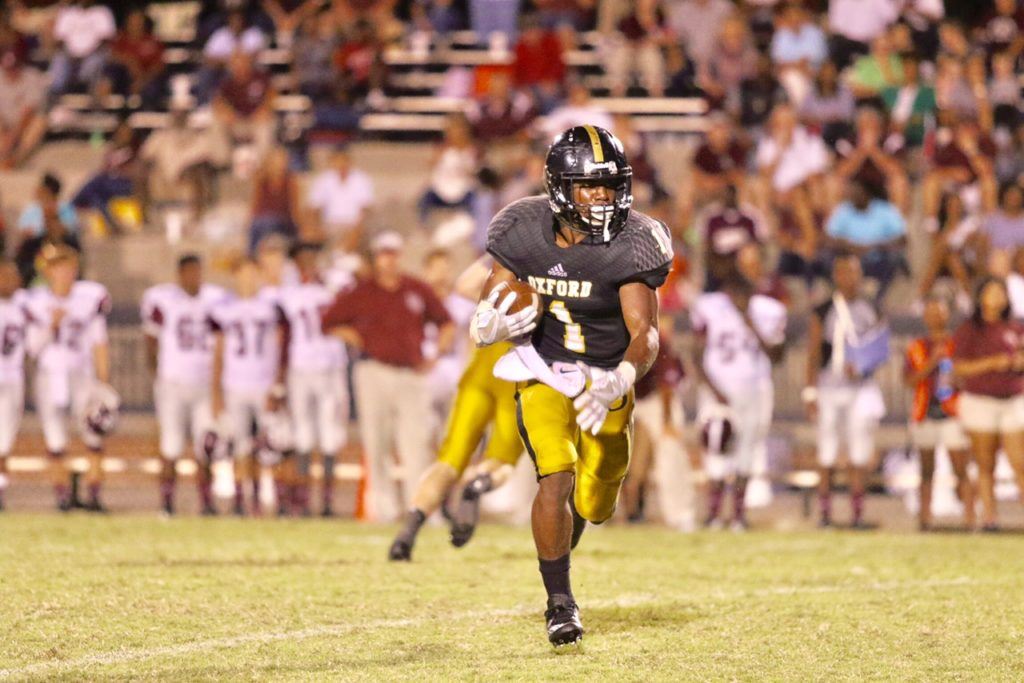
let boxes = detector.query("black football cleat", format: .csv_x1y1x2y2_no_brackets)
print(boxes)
545,594,583,649
321,505,335,518
201,504,218,517
388,539,412,562
450,474,489,548
85,499,109,514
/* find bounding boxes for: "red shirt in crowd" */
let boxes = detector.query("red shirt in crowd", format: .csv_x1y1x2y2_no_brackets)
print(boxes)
111,32,164,72
321,275,451,368
951,318,1024,398
218,70,272,117
513,31,565,87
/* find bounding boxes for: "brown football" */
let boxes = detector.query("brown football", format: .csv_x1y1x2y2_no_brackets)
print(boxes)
490,279,541,314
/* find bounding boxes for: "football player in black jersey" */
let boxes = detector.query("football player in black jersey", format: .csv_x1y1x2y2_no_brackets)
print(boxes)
470,126,673,648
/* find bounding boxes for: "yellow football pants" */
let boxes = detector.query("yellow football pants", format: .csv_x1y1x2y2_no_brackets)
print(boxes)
515,380,634,523
436,343,522,474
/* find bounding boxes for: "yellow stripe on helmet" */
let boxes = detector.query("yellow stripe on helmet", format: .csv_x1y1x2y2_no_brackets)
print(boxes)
582,125,604,163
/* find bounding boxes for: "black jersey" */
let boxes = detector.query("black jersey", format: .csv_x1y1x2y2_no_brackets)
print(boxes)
487,196,673,368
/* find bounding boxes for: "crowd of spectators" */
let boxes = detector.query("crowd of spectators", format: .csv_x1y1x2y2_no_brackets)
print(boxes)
0,0,1019,317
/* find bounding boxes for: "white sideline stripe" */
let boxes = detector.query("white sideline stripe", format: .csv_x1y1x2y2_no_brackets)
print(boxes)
0,578,979,678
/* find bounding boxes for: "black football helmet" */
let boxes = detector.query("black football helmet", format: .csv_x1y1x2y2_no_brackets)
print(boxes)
544,125,633,243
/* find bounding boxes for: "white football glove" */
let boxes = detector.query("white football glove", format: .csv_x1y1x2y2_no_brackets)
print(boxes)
470,286,538,346
573,362,637,435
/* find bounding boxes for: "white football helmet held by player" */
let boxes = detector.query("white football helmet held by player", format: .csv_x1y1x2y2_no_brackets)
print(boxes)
699,402,735,456
255,408,293,467
84,383,121,437
202,413,234,462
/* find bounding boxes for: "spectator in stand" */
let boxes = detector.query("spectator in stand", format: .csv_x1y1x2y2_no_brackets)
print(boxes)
605,0,667,97
333,18,385,103
881,53,936,151
665,0,733,69
756,103,829,268
0,45,47,168
49,0,116,98
139,101,219,218
211,51,276,165
322,231,455,523
978,184,1024,273
980,0,1024,57
679,112,747,229
988,51,1021,131
729,52,787,131
538,80,614,139
467,71,536,146
534,0,592,32
249,147,300,252
72,120,142,235
904,295,975,532
771,2,827,71
832,107,909,212
263,0,322,46
410,0,465,34
513,14,565,113
15,209,84,286
419,115,479,225
699,185,767,291
105,9,166,108
699,14,758,108
827,0,898,68
933,54,984,123
995,122,1024,186
736,242,789,306
770,2,827,105
303,145,374,253
922,115,998,231
800,60,856,148
468,0,521,43
917,192,982,312
824,179,908,303
292,11,339,102
848,32,903,101
951,277,1024,532
18,173,78,239
664,43,701,97
194,9,266,103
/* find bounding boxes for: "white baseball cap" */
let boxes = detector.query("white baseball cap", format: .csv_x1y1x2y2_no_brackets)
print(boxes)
371,231,404,253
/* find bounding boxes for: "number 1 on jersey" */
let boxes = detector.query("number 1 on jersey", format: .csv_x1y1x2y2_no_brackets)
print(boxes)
549,300,586,353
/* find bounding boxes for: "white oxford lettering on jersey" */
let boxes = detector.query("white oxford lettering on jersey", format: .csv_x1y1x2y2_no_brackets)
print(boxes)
527,275,592,299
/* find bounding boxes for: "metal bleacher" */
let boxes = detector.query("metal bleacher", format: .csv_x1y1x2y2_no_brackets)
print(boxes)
43,5,710,140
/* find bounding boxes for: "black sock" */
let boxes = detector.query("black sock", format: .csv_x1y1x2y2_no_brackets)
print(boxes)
397,509,427,546
539,554,573,601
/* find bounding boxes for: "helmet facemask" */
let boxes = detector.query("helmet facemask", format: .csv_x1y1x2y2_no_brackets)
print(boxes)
548,171,633,244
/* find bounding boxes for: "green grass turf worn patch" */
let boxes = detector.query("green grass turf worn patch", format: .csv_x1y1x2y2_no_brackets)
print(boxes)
1,516,1022,681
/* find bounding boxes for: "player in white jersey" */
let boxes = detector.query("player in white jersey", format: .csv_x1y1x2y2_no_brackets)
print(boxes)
24,246,113,512
691,273,787,531
142,254,228,516
276,243,347,516
210,258,286,516
0,262,28,511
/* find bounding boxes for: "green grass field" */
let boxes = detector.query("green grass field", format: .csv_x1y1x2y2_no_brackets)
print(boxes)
1,515,1023,681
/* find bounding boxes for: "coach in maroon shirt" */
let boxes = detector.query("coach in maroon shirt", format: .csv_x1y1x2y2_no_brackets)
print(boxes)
952,276,1024,530
323,231,454,522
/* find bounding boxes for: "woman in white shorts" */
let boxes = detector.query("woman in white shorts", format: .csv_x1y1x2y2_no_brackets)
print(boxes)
952,278,1024,531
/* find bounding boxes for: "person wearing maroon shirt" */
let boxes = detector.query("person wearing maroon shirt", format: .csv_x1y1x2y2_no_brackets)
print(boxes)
212,51,276,163
952,277,1024,531
322,231,455,522
513,16,565,114
679,113,748,230
106,9,166,108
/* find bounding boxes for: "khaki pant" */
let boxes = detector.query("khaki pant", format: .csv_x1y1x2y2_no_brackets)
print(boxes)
634,391,695,531
354,360,432,522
